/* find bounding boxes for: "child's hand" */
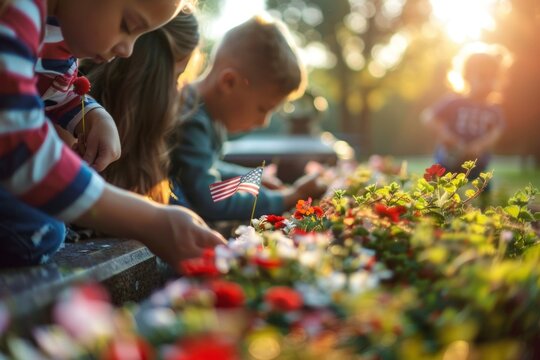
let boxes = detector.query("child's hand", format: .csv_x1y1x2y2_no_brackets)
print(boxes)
262,163,284,189
76,185,226,267
150,206,227,264
74,108,121,172
283,173,327,208
262,175,284,190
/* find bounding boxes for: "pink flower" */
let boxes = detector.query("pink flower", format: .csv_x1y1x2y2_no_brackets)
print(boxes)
53,283,114,344
102,337,154,360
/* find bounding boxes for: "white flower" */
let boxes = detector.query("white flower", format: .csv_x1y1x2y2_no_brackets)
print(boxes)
298,250,321,268
141,307,177,329
295,283,331,307
349,271,379,294
318,272,347,292
277,242,298,259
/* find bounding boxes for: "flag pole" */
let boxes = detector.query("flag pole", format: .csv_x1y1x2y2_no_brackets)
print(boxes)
249,160,265,226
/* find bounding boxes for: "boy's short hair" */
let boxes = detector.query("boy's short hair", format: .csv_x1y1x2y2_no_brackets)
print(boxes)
447,42,512,94
214,15,306,100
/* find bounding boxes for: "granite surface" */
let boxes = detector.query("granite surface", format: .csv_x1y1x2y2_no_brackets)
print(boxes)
0,238,164,329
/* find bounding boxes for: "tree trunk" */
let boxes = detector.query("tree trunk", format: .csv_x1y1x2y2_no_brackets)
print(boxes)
357,91,372,158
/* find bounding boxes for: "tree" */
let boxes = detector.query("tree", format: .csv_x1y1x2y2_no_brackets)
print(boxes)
491,0,540,166
266,0,434,156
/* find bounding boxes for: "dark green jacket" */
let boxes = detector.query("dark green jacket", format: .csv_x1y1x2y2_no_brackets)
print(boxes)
169,89,285,221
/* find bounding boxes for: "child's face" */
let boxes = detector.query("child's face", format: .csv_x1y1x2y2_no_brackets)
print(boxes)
55,0,182,62
468,73,496,99
221,81,287,134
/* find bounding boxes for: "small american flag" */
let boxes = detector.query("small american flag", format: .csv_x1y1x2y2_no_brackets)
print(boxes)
209,167,263,202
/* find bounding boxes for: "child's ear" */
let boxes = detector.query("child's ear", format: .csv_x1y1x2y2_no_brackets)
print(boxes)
218,68,241,94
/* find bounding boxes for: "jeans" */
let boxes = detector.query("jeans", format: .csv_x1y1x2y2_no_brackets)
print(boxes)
0,186,65,267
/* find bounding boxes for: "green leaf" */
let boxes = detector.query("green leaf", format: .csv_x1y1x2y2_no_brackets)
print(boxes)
535,212,540,221
519,210,535,222
504,205,520,219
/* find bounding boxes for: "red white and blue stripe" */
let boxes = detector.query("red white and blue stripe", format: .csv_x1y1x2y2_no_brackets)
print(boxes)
209,167,263,202
0,0,104,221
36,16,102,134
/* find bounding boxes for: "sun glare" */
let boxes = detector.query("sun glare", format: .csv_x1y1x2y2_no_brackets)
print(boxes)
207,0,266,39
430,0,506,43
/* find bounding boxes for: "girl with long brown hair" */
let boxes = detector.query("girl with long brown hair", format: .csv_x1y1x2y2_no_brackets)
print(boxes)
0,0,224,267
86,10,201,204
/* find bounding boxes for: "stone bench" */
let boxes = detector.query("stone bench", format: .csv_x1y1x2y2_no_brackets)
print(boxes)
223,134,342,183
0,238,171,333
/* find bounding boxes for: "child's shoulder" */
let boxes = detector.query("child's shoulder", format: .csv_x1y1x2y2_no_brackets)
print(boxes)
429,92,465,113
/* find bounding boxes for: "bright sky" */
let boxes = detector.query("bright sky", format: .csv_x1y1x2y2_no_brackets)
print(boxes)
206,0,507,70
430,0,507,43
206,0,267,39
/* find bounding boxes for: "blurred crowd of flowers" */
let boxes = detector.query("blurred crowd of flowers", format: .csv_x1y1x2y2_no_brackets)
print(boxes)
1,159,539,360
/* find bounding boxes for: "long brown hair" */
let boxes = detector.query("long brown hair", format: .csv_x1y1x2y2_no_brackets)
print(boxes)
87,11,200,203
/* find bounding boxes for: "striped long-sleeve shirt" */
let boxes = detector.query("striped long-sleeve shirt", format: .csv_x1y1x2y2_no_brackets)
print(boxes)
36,17,103,134
0,0,104,221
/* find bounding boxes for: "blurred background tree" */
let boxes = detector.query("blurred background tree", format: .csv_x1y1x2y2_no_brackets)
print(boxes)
265,0,436,157
197,0,540,165
491,0,540,166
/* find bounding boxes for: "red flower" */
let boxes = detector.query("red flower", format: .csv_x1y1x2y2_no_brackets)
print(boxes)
179,249,219,277
73,76,91,96
274,221,286,229
210,280,245,308
265,286,303,311
77,283,110,303
167,336,239,360
266,215,286,224
364,256,377,271
293,210,304,220
374,203,406,223
423,164,446,181
290,228,313,236
312,206,324,218
254,256,282,269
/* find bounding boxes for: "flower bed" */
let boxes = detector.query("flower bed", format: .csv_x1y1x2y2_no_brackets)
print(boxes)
1,161,539,360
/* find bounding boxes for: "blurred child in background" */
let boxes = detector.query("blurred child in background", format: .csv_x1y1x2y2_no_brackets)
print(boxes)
422,43,510,180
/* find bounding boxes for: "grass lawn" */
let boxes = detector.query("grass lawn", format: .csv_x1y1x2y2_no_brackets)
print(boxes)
396,155,540,207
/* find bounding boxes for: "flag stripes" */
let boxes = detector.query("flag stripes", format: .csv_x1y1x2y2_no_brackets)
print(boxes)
209,167,263,202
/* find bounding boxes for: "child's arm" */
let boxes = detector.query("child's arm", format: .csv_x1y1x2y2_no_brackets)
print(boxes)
37,22,121,172
76,185,226,264
421,108,462,148
467,120,504,156
0,7,224,265
282,173,326,208
72,107,121,172
171,117,287,220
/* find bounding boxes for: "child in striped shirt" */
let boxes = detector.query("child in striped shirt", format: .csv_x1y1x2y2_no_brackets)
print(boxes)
0,0,224,267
